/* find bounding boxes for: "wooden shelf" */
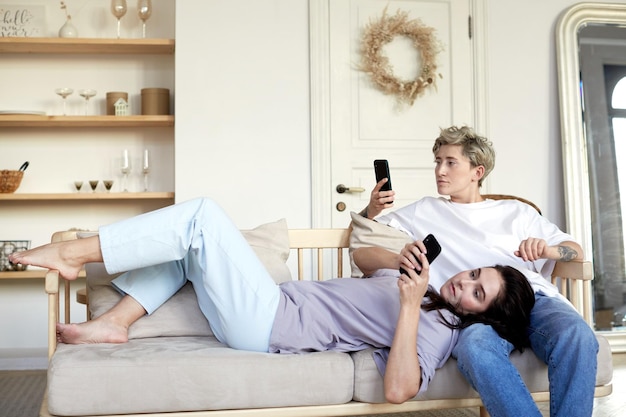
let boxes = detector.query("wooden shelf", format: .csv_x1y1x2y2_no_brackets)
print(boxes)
0,192,174,201
0,269,86,279
0,115,174,128
0,37,175,55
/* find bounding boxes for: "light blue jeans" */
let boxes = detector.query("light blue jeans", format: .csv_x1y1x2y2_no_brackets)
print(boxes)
99,197,281,352
452,293,598,417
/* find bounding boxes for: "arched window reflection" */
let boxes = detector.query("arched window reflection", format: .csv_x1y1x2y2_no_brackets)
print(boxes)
611,77,626,297
611,77,626,109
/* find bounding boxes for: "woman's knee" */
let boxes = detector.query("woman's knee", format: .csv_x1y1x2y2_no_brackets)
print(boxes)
550,317,597,353
530,306,598,362
454,323,513,362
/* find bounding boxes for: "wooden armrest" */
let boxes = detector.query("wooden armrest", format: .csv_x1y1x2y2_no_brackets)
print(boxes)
552,260,592,281
45,269,60,294
46,269,60,359
551,260,593,324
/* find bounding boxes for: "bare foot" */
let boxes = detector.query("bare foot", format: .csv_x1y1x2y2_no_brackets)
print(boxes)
57,319,129,345
9,238,99,280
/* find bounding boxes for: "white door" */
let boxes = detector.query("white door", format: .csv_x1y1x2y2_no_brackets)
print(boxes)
311,0,476,228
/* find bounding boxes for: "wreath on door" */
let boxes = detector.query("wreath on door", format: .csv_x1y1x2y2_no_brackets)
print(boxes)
360,8,443,106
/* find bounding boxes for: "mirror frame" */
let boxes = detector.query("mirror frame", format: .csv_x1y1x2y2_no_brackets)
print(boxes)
557,2,626,352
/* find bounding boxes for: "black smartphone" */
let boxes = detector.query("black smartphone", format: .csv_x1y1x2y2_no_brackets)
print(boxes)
374,159,392,191
399,234,442,275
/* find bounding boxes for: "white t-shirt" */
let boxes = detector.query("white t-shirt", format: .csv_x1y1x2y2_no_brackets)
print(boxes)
374,196,575,303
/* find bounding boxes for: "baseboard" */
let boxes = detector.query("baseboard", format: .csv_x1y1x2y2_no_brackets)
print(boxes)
0,348,47,370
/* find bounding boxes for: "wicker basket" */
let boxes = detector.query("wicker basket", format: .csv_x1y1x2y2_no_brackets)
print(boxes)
0,170,24,193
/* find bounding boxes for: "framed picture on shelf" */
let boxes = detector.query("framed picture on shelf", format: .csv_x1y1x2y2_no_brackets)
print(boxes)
0,4,46,37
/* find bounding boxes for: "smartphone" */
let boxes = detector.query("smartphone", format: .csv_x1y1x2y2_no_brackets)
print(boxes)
399,234,442,275
374,159,392,191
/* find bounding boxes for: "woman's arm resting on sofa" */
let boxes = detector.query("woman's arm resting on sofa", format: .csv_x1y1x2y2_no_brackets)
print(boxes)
352,246,401,277
515,239,584,262
383,257,430,403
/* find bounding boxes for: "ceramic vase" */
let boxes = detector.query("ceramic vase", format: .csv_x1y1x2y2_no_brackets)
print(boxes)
59,17,78,38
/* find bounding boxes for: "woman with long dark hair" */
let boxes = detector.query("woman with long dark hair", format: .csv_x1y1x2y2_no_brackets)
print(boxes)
10,197,534,403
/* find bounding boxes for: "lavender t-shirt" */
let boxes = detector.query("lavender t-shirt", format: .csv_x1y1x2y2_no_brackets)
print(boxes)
268,276,458,393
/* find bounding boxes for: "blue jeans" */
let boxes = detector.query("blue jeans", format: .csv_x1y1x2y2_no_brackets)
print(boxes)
452,293,598,417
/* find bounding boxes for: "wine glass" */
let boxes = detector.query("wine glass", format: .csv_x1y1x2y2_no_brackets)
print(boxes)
137,0,152,38
55,88,73,115
89,180,99,193
78,89,97,115
111,0,128,39
103,180,114,192
120,149,131,192
142,149,150,191
74,181,83,192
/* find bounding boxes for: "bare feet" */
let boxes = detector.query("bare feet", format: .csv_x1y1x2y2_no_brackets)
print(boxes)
8,237,101,280
56,295,146,344
57,319,129,345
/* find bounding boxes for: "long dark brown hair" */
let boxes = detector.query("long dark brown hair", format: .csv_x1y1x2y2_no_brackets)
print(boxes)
422,265,535,352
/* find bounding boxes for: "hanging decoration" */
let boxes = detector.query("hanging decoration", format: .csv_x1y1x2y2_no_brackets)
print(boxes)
359,8,443,106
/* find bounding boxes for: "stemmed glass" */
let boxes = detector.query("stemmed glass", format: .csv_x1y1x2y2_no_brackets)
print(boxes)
78,89,97,115
142,149,150,191
137,0,152,38
89,180,99,193
111,0,128,39
103,180,114,192
120,149,131,192
55,88,73,116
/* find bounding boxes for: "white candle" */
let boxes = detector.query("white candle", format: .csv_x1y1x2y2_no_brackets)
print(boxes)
122,149,129,168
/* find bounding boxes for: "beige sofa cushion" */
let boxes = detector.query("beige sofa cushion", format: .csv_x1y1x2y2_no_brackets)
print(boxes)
349,211,412,277
86,219,291,339
352,334,613,403
47,336,354,416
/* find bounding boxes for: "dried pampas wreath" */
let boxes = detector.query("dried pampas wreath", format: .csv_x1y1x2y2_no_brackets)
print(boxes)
360,8,443,106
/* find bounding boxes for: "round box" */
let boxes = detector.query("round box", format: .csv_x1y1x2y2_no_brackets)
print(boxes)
141,88,170,115
106,92,129,115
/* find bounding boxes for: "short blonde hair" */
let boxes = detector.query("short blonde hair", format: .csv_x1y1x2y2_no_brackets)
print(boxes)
432,125,495,187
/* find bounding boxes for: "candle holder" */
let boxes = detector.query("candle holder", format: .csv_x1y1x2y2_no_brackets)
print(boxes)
120,150,131,192
142,149,150,191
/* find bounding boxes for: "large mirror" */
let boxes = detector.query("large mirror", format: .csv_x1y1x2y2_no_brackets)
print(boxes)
557,2,626,351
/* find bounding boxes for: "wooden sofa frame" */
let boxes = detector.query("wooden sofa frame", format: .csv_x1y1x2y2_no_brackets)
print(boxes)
41,226,612,417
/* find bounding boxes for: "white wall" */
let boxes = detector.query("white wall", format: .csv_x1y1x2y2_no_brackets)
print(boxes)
483,0,609,224
175,0,312,229
1,0,618,368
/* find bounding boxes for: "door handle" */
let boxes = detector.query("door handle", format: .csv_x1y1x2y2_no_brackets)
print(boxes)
336,184,365,194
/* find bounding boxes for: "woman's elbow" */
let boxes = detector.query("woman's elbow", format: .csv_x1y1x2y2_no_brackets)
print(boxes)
384,384,419,404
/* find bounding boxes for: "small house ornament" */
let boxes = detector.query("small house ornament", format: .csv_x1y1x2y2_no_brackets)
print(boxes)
114,98,129,116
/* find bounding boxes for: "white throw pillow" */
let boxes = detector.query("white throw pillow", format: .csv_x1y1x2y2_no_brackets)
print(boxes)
349,211,412,277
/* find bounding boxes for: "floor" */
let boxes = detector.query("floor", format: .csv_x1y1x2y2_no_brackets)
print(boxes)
587,353,626,417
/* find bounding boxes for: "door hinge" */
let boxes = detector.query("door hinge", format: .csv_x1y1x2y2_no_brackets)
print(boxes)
468,15,473,39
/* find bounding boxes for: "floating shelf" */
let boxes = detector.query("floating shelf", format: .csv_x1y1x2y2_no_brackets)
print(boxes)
0,115,174,128
0,192,175,201
0,37,175,55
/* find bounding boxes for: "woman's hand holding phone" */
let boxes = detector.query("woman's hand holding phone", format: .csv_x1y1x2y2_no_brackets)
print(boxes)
398,252,430,302
399,234,442,276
